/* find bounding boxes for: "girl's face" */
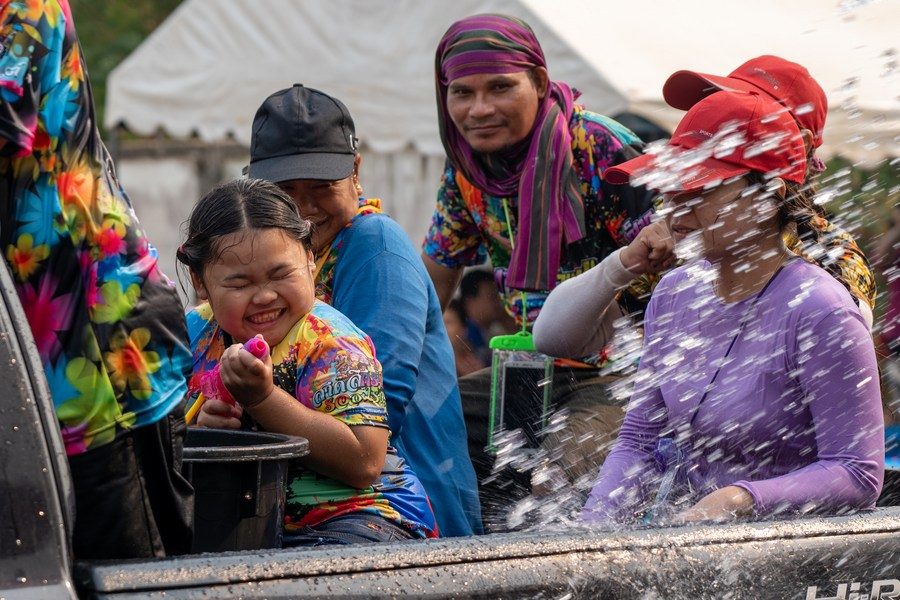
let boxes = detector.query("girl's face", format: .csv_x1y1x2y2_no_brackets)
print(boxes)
664,177,767,261
193,228,316,345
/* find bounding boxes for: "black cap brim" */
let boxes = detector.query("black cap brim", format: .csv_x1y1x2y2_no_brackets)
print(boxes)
248,152,355,183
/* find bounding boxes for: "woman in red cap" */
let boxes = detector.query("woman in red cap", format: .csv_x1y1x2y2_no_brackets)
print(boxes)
581,91,883,524
535,56,875,365
663,55,876,324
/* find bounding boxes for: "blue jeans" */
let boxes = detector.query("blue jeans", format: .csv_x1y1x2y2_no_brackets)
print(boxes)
283,512,419,547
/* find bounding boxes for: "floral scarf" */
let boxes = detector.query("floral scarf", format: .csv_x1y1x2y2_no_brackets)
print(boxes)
314,197,383,304
435,13,587,292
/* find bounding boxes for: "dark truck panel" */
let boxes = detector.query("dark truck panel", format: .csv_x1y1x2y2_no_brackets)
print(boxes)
0,249,76,600
0,255,899,599
75,510,900,599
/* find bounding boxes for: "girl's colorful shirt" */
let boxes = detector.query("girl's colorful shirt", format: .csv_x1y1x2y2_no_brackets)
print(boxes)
186,301,438,538
423,106,657,327
0,0,190,455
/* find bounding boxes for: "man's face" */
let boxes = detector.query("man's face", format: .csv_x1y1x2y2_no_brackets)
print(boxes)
446,69,546,153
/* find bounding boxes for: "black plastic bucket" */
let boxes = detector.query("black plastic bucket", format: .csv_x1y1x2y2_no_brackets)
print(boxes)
183,428,309,553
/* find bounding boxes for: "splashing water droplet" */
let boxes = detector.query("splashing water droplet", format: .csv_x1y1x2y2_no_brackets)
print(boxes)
674,231,704,263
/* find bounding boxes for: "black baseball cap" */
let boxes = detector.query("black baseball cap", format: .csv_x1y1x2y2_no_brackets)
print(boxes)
248,84,359,183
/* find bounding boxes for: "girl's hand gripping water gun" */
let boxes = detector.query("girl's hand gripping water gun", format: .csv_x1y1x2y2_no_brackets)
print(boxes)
185,337,269,424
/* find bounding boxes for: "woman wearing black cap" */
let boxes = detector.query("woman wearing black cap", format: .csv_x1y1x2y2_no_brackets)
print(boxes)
240,84,482,537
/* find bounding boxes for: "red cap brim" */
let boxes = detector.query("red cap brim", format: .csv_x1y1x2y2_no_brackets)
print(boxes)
663,70,762,111
605,148,751,193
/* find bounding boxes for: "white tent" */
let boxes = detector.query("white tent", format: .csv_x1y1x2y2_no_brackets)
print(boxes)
106,0,899,267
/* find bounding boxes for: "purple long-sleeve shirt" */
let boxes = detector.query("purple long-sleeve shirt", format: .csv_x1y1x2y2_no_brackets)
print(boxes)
583,259,883,523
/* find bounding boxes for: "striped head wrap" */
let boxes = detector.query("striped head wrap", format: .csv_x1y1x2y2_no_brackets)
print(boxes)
435,13,587,292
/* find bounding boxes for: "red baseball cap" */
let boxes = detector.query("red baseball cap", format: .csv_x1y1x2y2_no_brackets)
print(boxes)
662,55,827,149
605,91,806,193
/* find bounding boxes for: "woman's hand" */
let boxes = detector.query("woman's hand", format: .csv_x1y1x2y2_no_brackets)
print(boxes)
619,220,675,274
218,342,275,408
673,486,755,524
197,397,243,429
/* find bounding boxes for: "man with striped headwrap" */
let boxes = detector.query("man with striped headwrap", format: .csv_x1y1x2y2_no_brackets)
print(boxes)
421,13,662,531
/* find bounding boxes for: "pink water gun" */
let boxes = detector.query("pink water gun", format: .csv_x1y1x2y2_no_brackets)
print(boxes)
185,337,269,423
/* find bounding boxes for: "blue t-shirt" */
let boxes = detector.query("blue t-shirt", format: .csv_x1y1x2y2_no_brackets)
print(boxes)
331,211,483,536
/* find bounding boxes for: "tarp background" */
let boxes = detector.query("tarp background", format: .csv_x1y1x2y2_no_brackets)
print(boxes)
104,0,898,287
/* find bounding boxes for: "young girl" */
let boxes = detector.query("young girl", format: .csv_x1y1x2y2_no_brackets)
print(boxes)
177,178,438,545
582,91,883,524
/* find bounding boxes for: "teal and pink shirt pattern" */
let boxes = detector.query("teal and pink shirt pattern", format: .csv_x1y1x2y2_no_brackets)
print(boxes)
0,0,190,455
187,300,438,538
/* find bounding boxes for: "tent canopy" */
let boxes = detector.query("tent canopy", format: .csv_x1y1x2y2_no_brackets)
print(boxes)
107,0,898,166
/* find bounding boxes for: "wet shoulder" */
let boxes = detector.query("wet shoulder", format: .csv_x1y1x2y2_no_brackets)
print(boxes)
652,262,709,304
773,258,862,319
347,211,418,261
270,302,377,366
300,301,373,344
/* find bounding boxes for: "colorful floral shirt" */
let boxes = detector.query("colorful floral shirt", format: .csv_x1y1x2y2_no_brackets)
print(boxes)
785,215,876,311
0,0,191,455
423,106,656,326
186,301,439,538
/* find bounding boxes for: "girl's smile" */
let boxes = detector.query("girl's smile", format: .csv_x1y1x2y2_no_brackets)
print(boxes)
247,308,286,325
193,228,316,346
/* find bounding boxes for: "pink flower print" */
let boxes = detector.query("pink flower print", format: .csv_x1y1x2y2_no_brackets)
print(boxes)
61,421,90,456
20,276,74,361
94,227,125,259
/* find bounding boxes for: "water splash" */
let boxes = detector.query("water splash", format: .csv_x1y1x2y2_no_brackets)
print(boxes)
673,230,704,263
836,0,878,14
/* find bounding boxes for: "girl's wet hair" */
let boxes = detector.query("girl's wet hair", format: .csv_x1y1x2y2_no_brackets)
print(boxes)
177,178,313,278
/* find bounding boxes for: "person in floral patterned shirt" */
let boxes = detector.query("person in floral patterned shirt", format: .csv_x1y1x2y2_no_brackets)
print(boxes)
0,0,193,558
422,13,661,531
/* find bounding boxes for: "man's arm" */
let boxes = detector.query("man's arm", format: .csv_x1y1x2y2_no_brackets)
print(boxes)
422,252,464,312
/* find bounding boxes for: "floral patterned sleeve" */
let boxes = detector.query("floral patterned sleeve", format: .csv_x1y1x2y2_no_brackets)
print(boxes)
786,215,876,310
421,162,488,269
